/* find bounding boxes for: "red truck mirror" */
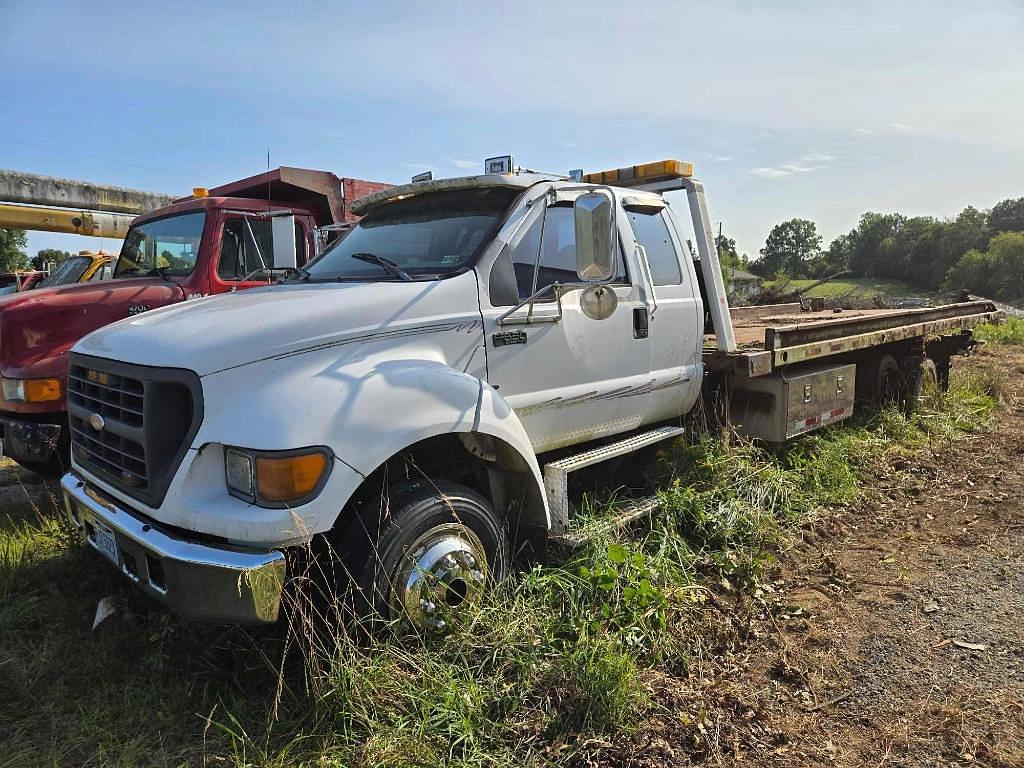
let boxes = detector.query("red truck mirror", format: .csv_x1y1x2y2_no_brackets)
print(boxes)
271,214,297,270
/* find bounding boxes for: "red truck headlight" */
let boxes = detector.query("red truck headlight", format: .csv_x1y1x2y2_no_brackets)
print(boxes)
225,446,331,507
1,377,61,403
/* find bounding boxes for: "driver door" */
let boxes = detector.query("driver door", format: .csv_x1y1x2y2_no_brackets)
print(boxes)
481,202,652,454
211,215,308,293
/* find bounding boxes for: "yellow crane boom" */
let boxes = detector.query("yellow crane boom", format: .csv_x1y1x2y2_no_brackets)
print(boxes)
0,202,134,239
0,169,175,238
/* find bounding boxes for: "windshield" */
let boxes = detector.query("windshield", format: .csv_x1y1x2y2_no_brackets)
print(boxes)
303,188,518,281
38,256,91,288
115,211,205,279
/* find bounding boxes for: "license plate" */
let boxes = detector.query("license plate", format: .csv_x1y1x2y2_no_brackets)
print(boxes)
92,521,119,564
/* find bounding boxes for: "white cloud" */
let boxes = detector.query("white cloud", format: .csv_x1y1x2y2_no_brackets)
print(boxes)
751,167,793,178
448,159,479,170
853,128,876,136
752,154,834,179
713,156,733,162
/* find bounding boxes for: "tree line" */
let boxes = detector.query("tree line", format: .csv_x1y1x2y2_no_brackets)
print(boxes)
0,227,79,272
747,197,1024,302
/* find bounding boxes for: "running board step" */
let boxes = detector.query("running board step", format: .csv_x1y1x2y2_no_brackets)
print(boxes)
544,425,684,536
550,496,661,549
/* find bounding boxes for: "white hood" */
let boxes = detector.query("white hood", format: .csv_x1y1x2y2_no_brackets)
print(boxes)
74,272,483,376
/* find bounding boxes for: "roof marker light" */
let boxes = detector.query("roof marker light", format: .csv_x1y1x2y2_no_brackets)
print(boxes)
192,187,209,198
411,171,433,183
582,159,693,187
484,155,514,175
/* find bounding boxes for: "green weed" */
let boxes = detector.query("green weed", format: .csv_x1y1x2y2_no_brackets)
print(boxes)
975,317,1024,345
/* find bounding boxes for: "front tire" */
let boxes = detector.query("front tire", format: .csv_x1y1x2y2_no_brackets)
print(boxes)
349,480,509,632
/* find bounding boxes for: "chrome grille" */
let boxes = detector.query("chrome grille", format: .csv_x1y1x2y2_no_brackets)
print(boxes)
68,365,148,490
67,353,202,508
68,367,144,426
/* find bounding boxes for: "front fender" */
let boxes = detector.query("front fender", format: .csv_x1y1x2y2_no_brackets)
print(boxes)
137,352,548,544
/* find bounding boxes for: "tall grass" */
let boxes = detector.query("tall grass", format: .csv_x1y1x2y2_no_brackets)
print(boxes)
975,317,1024,345
0,366,1000,767
213,369,999,767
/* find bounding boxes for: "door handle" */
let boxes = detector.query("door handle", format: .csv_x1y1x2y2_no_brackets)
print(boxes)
633,307,649,339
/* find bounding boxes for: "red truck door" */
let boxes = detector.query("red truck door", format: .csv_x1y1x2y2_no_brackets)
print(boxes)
208,213,312,293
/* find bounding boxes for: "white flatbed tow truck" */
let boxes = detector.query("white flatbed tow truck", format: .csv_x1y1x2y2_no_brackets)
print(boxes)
60,157,1000,627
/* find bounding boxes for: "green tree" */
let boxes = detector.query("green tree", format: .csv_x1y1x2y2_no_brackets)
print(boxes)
822,232,853,275
32,248,72,271
989,197,1024,234
0,229,30,272
944,231,1024,301
755,218,822,278
846,212,904,278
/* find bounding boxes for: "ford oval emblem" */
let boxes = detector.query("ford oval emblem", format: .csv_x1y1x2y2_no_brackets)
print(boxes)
89,413,105,431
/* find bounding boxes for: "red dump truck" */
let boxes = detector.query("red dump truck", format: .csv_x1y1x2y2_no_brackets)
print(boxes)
0,167,389,474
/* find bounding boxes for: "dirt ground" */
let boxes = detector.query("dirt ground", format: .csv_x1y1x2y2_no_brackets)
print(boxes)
612,345,1024,767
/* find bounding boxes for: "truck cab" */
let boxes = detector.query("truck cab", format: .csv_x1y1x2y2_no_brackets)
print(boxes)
0,167,389,474
33,250,117,290
60,159,716,624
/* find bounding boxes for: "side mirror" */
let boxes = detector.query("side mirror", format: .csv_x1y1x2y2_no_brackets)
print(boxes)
270,214,297,270
574,192,615,282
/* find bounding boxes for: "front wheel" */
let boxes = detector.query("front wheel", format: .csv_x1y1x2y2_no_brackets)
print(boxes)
350,481,509,632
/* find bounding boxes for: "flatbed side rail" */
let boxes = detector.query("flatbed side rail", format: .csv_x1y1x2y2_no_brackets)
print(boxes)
703,302,1001,377
766,307,1000,368
763,301,996,349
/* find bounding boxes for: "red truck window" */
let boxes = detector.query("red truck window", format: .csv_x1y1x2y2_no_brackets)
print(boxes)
219,219,307,280
116,212,205,278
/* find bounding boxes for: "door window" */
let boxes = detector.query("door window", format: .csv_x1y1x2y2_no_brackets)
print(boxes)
219,219,306,280
627,210,682,286
89,262,114,281
509,206,627,301
219,219,271,280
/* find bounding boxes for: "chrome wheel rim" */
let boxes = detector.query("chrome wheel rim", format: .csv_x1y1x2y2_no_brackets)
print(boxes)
392,522,488,631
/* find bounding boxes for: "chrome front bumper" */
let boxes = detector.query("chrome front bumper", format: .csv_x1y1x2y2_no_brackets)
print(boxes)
61,473,286,624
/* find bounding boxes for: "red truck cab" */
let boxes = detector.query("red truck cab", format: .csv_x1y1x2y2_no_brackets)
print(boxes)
0,167,388,473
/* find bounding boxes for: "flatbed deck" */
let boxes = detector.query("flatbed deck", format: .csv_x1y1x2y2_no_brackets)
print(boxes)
705,300,1001,378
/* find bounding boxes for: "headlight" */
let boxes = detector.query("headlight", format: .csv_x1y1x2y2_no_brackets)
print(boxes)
225,446,331,507
1,377,61,403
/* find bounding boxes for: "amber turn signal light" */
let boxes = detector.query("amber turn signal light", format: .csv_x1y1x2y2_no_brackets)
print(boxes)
255,452,328,503
25,378,62,403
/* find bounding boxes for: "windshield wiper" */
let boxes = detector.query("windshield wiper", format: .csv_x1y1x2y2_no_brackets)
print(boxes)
349,252,412,281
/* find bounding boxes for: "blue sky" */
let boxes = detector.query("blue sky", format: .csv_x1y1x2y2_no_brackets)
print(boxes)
3,0,1023,262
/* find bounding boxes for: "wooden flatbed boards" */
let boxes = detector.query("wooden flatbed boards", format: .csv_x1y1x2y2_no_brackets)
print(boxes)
704,301,1001,378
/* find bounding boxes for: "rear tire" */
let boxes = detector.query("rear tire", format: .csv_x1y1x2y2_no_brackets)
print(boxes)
900,356,938,413
347,480,509,633
871,354,901,405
